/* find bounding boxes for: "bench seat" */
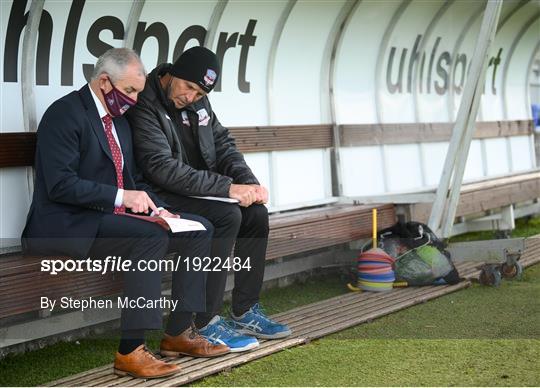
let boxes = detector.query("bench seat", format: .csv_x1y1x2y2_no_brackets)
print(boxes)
0,203,396,321
408,170,540,222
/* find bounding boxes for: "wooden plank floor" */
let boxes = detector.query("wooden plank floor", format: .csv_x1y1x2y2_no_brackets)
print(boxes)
47,236,540,387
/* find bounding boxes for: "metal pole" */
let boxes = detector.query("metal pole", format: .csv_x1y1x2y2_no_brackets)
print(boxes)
501,11,540,119
204,0,228,49
123,0,145,49
21,0,44,135
266,0,296,125
428,0,502,234
446,2,484,121
437,0,503,238
412,0,454,123
374,0,411,124
328,0,359,197
21,0,45,204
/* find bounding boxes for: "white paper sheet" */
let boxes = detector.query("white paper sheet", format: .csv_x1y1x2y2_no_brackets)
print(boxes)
189,196,240,204
162,217,207,233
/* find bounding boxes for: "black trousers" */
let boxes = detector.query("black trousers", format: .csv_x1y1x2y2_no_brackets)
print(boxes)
163,195,269,317
88,212,213,331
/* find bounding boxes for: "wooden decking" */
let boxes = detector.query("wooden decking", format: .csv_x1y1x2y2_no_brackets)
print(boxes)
46,235,540,387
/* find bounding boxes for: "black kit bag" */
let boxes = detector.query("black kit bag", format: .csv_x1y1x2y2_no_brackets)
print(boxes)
377,221,461,286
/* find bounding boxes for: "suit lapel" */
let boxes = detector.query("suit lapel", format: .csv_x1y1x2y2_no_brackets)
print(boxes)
79,85,114,163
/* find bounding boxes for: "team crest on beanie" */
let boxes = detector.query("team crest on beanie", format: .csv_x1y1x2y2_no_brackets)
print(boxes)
204,69,217,87
169,46,221,93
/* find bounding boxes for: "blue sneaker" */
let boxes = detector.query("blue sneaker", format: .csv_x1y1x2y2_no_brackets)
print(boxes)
198,315,259,353
230,303,292,339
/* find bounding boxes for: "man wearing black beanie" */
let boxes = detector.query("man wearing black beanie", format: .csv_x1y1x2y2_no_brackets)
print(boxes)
126,46,291,353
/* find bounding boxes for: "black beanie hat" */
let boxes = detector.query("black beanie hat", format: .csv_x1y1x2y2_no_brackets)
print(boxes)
169,46,220,93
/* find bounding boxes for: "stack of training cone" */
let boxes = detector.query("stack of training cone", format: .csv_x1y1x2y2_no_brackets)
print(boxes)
351,209,396,292
357,248,396,292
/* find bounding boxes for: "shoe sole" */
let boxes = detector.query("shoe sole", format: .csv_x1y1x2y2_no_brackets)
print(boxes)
160,349,230,358
228,341,260,353
113,367,179,379
237,329,292,340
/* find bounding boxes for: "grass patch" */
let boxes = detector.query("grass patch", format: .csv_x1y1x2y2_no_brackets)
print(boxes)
196,339,539,387
197,264,540,387
330,264,540,340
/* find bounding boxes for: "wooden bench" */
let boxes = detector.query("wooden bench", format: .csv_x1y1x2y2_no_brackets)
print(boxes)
408,170,540,223
0,126,395,349
0,203,396,322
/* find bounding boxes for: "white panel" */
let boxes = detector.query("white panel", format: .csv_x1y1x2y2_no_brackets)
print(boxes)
137,0,215,67
505,19,540,120
384,144,423,192
209,1,287,126
478,2,522,120
442,1,484,121
340,147,385,196
486,2,539,120
463,140,484,181
35,0,88,122
271,0,346,125
509,135,534,172
416,1,482,123
273,149,328,205
243,152,272,204
451,13,482,120
484,137,510,176
379,0,442,123
422,142,449,186
0,168,31,241
0,84,24,133
70,1,134,89
334,1,401,124
408,1,449,122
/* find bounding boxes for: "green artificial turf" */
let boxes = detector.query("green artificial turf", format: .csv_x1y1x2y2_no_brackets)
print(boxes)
195,264,540,387
196,339,539,387
1,217,540,387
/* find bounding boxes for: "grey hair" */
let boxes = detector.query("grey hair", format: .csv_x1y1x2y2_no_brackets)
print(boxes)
92,48,147,82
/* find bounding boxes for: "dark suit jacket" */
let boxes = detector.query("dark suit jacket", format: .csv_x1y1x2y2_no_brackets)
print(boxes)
22,84,165,258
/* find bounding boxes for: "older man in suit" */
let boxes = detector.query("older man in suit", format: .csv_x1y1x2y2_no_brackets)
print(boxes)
22,48,228,379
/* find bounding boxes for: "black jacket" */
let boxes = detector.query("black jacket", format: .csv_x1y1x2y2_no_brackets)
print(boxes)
22,84,165,257
126,64,259,198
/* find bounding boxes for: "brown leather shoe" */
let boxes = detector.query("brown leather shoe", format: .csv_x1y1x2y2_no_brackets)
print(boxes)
113,344,180,379
160,327,230,358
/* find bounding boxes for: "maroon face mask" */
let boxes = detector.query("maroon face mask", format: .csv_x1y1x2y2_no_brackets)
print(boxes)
101,77,137,117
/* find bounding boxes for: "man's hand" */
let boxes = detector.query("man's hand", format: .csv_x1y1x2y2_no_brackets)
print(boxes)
123,190,159,214
250,184,269,204
156,209,180,218
229,184,257,207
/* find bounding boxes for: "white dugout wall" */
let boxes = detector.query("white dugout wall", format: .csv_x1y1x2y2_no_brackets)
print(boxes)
1,0,539,245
